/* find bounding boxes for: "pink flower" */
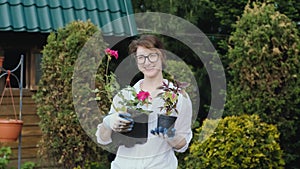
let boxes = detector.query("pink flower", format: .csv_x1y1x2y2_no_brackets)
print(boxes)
105,48,118,59
105,48,111,54
111,50,118,59
137,91,151,101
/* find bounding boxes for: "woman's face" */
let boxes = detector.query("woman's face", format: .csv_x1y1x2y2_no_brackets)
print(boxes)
135,46,163,78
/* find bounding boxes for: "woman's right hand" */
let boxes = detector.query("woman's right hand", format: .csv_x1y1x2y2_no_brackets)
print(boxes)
103,112,134,132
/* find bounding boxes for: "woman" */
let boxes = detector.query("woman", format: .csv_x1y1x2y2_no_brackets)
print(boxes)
95,35,193,169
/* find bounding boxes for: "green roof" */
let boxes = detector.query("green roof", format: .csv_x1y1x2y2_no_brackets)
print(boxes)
0,0,137,36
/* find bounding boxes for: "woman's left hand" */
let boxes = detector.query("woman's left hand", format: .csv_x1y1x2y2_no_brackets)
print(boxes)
150,127,176,139
151,127,187,150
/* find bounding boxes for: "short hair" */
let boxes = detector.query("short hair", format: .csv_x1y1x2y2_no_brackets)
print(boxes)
129,35,166,68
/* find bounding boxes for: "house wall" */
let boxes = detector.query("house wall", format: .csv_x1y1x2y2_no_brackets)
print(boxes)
0,31,51,167
0,89,53,168
0,33,128,168
0,31,48,90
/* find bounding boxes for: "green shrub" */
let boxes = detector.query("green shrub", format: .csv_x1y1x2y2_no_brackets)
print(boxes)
21,162,36,169
183,114,284,169
33,20,110,168
224,2,300,168
73,161,107,169
0,146,11,169
0,146,35,169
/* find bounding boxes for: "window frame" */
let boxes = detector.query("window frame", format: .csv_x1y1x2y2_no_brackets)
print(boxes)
29,48,42,90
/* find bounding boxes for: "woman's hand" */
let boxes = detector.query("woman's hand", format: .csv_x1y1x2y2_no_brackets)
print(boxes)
151,127,186,150
150,127,176,138
103,112,134,132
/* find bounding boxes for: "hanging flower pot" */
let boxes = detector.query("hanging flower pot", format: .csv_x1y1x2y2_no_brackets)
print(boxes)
0,119,23,142
0,70,23,143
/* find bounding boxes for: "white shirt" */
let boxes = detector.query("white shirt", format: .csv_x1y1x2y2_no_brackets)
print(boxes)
96,79,193,166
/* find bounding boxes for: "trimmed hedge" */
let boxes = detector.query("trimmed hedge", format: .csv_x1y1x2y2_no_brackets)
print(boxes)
183,114,284,169
33,21,110,168
224,2,300,168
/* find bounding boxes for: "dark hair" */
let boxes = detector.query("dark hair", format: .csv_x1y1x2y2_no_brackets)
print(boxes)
129,35,166,68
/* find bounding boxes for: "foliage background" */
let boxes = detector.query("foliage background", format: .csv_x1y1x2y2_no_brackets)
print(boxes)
132,1,300,168
224,2,300,168
132,0,300,122
182,114,284,169
31,0,300,168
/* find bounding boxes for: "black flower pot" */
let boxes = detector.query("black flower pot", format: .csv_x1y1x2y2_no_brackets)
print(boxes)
111,109,148,148
157,114,177,129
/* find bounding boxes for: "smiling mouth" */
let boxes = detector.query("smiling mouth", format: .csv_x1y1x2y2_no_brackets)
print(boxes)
143,67,155,70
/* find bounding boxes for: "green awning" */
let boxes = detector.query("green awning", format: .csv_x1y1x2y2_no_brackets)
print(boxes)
0,0,137,36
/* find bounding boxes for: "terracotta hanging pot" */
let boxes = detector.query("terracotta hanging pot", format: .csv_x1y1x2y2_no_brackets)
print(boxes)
0,119,23,142
0,70,23,142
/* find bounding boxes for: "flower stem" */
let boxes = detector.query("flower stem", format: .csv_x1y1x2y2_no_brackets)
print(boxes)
105,56,111,83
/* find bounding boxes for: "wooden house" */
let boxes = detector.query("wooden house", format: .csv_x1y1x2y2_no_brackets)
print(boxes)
0,0,136,167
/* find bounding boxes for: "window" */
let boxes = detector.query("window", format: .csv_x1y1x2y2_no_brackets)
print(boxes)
30,49,43,90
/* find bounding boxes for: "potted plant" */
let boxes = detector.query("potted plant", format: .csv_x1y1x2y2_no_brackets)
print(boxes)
111,87,152,147
156,80,189,130
0,119,23,142
0,66,23,143
94,48,152,147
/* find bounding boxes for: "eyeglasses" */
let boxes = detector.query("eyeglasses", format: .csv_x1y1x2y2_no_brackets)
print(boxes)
135,53,159,64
